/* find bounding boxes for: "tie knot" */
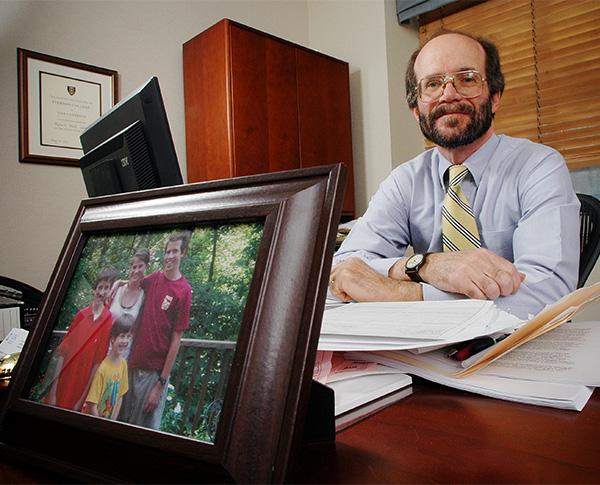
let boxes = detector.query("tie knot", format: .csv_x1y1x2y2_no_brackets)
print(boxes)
448,164,469,187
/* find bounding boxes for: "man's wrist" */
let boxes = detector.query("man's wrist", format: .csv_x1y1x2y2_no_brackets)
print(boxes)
389,254,432,283
157,376,167,386
389,258,411,281
405,252,431,283
387,278,424,301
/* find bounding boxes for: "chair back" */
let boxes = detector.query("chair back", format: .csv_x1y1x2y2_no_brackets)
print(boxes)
577,193,600,288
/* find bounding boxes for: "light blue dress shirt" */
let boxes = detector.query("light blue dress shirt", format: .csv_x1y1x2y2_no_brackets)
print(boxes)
334,134,580,319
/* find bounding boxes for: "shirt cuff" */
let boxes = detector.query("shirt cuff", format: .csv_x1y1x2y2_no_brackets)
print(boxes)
422,284,466,302
369,257,402,277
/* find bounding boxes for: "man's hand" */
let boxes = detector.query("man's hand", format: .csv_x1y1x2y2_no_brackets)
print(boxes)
108,279,128,301
143,382,163,413
330,257,422,302
390,249,525,300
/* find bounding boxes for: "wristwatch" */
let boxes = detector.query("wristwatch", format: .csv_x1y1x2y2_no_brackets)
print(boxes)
405,253,431,283
158,376,167,386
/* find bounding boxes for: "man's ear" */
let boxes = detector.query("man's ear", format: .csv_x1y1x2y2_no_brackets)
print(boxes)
411,106,421,123
491,92,501,114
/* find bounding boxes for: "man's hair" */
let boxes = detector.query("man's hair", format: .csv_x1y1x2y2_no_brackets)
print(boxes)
110,313,135,338
94,265,118,289
165,230,192,255
405,29,505,109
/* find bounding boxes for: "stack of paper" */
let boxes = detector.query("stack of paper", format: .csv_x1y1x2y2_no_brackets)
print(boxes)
320,299,523,352
313,351,412,430
319,282,600,411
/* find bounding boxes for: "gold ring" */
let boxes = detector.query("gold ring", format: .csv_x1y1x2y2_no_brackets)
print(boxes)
330,279,335,286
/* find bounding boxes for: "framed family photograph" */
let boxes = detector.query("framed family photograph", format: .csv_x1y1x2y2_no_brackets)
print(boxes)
0,164,346,483
18,49,118,166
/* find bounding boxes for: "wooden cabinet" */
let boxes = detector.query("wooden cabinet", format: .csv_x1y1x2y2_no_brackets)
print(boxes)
183,19,355,218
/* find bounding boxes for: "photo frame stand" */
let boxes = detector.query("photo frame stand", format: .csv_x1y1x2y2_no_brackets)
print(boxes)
301,380,335,445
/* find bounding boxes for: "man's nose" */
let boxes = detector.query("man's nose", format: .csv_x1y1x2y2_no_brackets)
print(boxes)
439,79,462,102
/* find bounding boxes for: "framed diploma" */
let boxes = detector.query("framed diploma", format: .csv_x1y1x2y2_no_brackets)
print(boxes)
18,49,118,166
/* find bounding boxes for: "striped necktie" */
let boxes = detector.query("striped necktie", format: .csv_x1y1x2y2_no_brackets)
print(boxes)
442,164,481,252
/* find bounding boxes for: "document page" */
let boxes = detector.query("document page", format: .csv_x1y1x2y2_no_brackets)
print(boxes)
348,349,593,411
478,321,600,386
0,328,29,357
321,300,519,339
457,282,600,376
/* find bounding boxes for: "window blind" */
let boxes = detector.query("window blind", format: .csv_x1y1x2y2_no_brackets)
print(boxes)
418,0,600,169
396,0,457,24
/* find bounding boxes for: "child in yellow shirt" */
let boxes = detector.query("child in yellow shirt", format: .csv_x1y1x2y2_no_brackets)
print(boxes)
85,314,133,420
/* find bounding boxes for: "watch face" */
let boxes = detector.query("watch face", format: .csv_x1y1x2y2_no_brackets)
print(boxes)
407,253,424,268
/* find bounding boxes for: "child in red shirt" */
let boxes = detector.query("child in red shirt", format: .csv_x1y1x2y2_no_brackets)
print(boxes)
46,266,117,411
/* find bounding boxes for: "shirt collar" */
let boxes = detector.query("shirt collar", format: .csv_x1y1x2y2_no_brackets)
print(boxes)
436,133,500,188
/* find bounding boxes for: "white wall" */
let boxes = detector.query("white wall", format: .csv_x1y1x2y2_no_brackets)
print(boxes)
0,0,422,291
307,0,423,215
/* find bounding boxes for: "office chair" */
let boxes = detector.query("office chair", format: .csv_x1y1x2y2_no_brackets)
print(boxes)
577,193,600,288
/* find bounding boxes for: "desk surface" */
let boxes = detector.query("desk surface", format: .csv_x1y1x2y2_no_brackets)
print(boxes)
1,379,599,484
289,379,600,484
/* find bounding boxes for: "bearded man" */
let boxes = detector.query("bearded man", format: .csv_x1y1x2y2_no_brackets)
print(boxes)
329,30,579,319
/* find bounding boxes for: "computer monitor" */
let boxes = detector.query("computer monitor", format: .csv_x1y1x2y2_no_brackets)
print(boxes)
79,76,183,197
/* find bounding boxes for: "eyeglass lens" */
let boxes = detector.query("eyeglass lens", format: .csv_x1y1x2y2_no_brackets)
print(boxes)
418,71,484,102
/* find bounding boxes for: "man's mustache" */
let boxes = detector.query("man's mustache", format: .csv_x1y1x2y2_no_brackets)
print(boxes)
431,103,474,119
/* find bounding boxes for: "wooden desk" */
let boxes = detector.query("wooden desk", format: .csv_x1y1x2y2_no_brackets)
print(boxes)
289,379,600,484
1,380,599,483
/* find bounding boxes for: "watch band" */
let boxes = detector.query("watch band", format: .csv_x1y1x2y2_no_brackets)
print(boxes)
405,252,430,283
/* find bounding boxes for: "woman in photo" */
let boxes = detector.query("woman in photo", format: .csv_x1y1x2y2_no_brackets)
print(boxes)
109,248,149,359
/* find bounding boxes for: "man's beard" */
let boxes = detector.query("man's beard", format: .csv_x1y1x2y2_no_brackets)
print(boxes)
418,97,494,149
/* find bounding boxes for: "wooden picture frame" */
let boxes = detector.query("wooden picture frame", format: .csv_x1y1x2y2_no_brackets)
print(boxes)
0,164,346,483
18,49,118,166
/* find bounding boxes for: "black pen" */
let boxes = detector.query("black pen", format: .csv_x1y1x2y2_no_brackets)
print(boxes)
460,333,510,368
446,340,471,358
452,334,509,361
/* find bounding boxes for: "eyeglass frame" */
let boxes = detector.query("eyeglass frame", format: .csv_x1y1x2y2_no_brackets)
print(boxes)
415,70,487,103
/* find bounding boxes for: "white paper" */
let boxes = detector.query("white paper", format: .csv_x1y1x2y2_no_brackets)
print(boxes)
348,350,592,411
477,321,600,386
321,300,496,339
328,371,412,415
320,285,600,411
0,328,29,357
319,300,521,351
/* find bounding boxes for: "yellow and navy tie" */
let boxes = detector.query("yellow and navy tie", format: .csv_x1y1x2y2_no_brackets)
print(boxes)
442,164,481,251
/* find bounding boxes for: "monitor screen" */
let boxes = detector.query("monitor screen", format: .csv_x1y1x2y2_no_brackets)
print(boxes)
79,77,183,197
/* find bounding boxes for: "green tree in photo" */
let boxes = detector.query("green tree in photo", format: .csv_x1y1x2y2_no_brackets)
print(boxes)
29,221,264,442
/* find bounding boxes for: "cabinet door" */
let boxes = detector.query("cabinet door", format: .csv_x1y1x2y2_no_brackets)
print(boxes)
296,49,355,216
183,20,232,182
229,25,300,177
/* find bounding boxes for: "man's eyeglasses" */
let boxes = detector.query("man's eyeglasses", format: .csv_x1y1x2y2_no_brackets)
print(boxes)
416,70,487,103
